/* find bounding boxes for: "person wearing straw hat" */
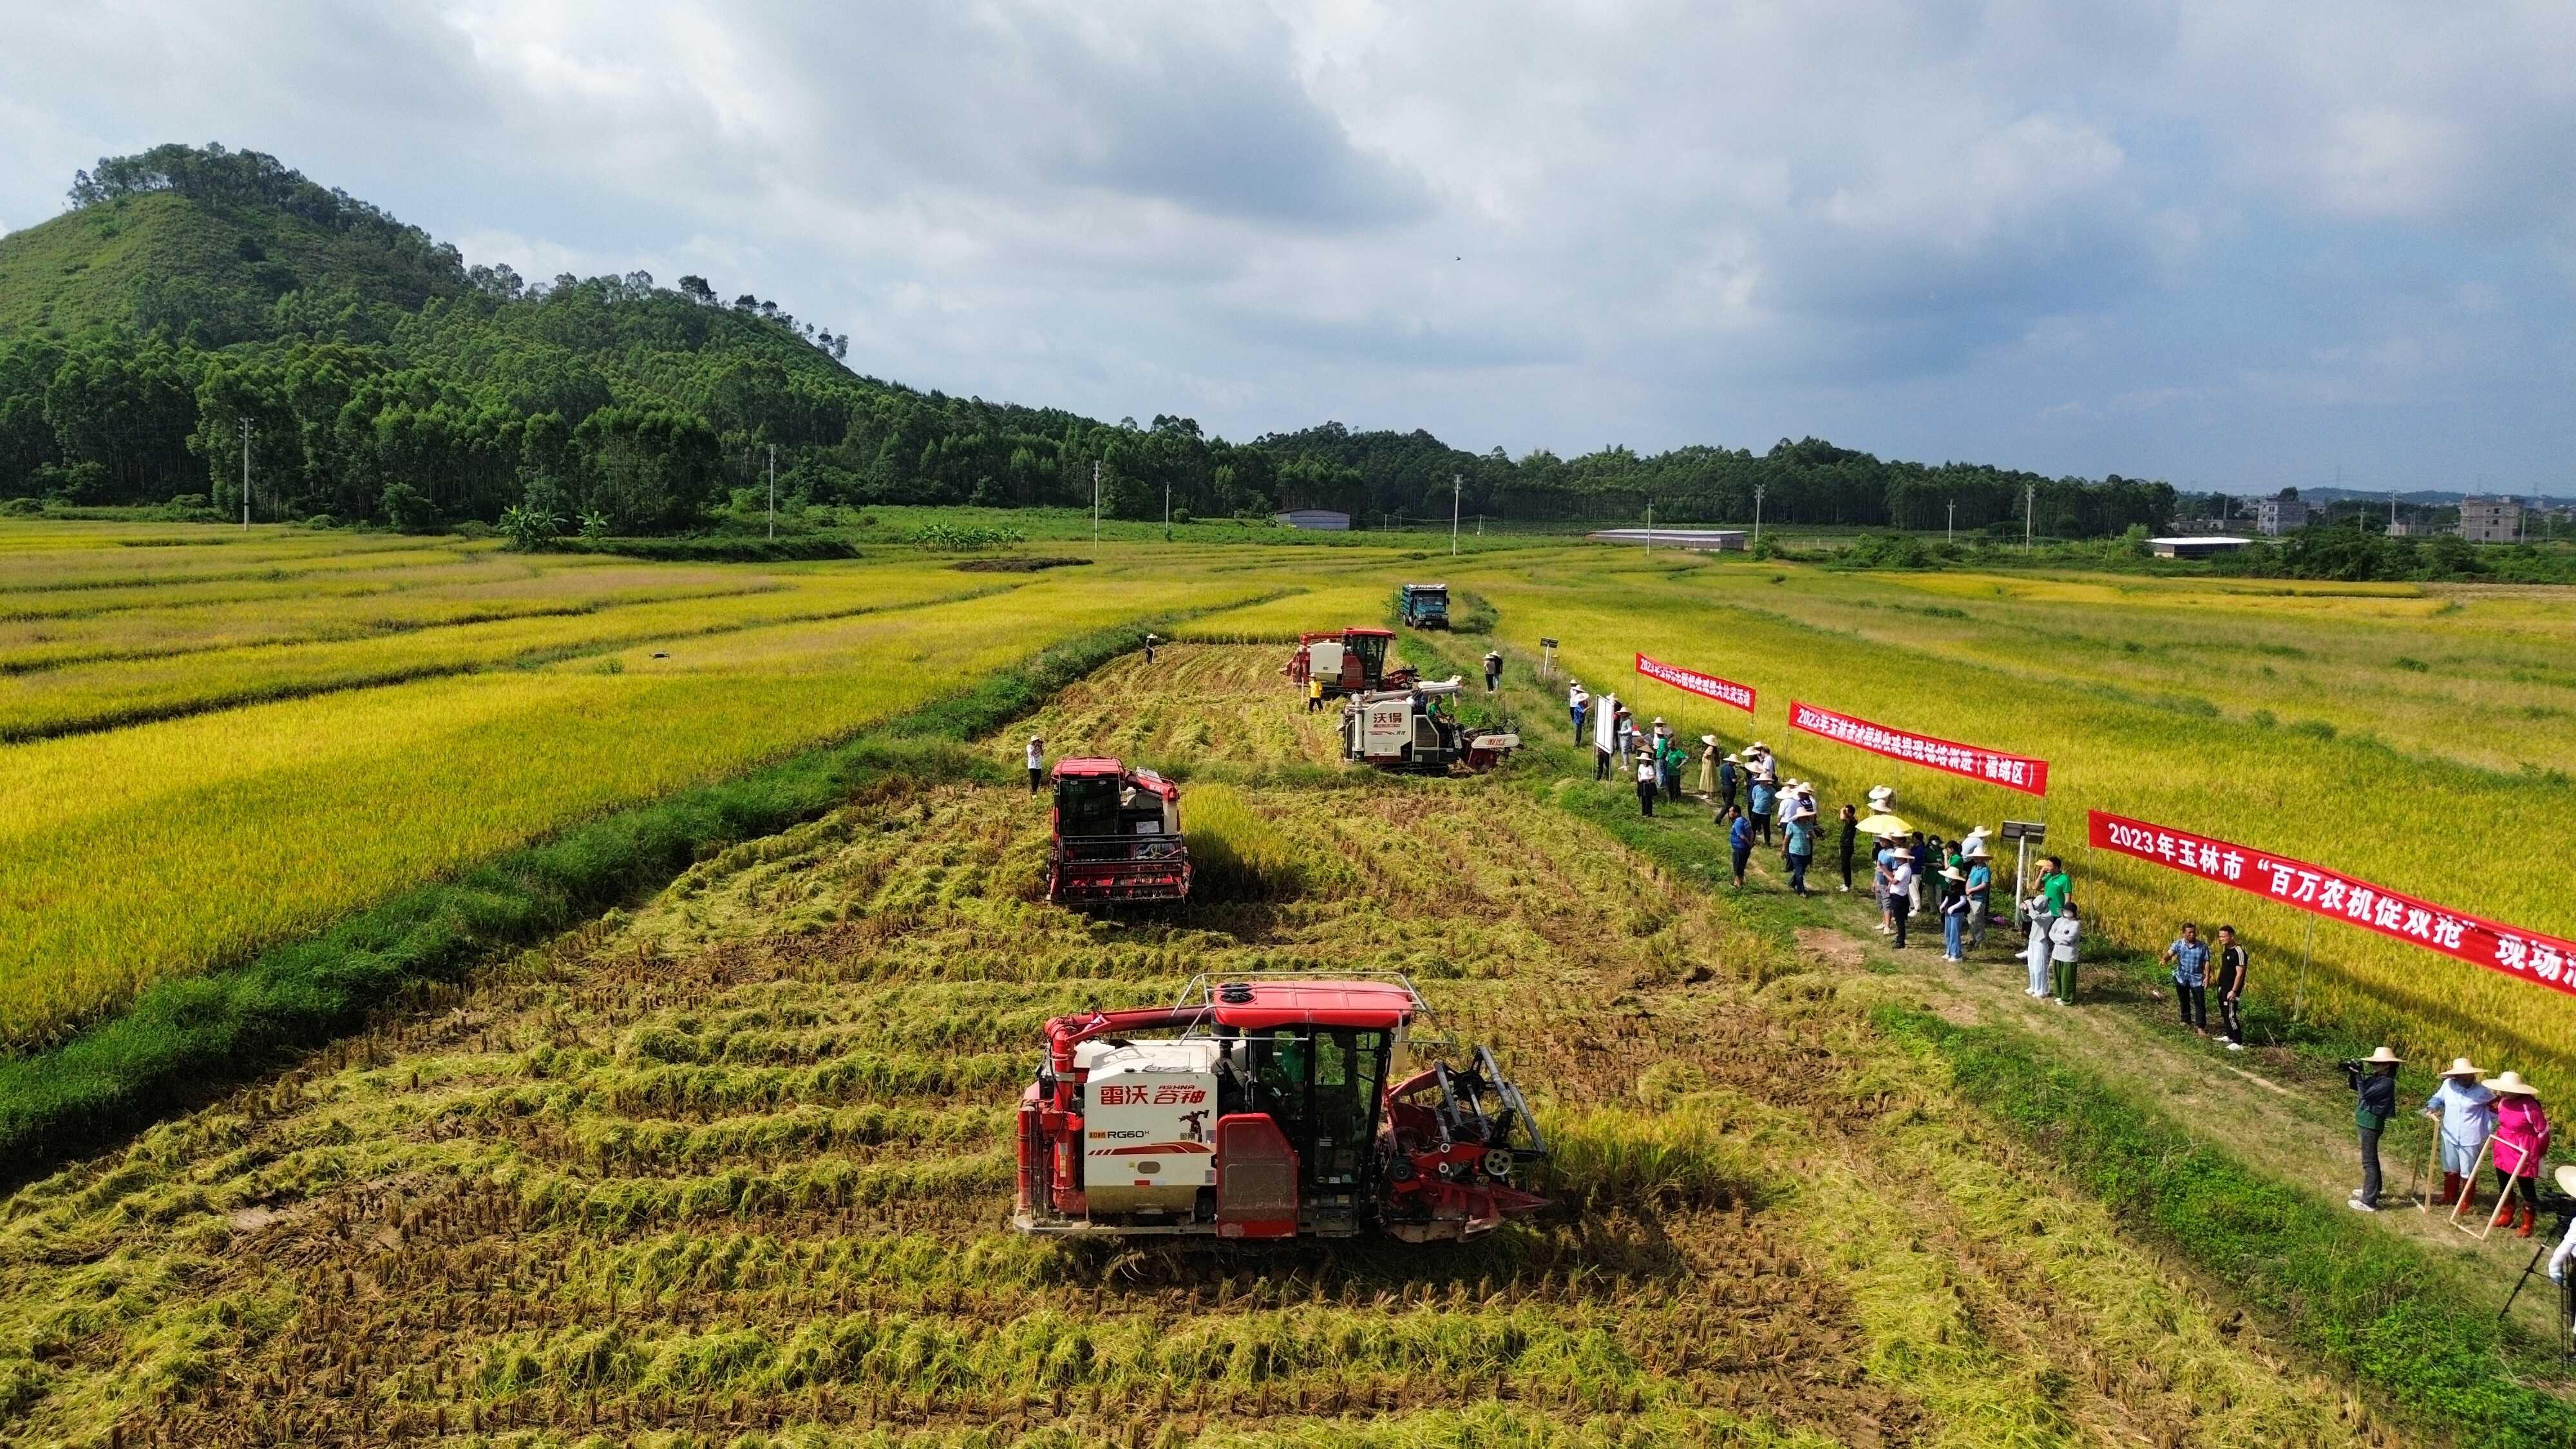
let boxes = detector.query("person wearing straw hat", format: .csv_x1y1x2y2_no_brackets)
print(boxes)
2545,1164,2576,1285
1569,681,1589,745
1747,770,1777,848
2485,1070,2552,1237
2422,1058,2497,1211
1867,783,1895,814
1634,750,1659,817
1716,752,1740,813
1884,849,1916,949
1696,735,1719,798
1025,734,1045,795
2345,1045,2402,1211
1938,864,1970,962
1783,801,1818,896
1483,649,1502,693
1662,729,1690,803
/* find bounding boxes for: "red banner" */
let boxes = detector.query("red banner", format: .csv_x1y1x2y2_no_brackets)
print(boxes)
2088,810,2576,998
1634,652,1756,714
1787,699,2049,796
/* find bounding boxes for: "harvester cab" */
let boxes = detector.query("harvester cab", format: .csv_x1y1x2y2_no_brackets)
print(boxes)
1045,759,1191,905
1397,582,1450,629
1014,974,1548,1241
1341,678,1521,773
1287,627,1414,698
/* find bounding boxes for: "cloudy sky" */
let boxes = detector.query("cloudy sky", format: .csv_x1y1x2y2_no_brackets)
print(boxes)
6,1,2573,493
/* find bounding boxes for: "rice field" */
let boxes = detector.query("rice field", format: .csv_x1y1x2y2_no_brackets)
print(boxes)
1454,549,2576,1078
0,649,2387,1446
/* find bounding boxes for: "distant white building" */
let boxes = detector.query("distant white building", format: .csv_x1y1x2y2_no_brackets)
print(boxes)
2459,497,2523,543
1271,509,1352,531
2148,536,2250,559
1586,528,1747,552
2255,498,2308,535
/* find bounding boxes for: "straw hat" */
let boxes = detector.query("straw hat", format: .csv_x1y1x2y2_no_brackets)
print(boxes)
1964,838,1991,858
2438,1057,2485,1079
2483,1070,2540,1097
1868,784,1893,797
1701,734,1718,746
1653,716,1666,726
1724,753,1741,763
1940,866,1965,881
2358,1046,2402,1065
1750,740,1767,750
2558,1164,2576,1198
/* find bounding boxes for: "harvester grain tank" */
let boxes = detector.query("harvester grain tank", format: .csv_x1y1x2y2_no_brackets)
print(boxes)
1044,758,1191,905
1286,627,1414,698
1341,678,1520,773
1014,974,1548,1240
1397,582,1450,629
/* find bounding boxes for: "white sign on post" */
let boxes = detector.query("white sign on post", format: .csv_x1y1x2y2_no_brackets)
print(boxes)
1593,693,1618,753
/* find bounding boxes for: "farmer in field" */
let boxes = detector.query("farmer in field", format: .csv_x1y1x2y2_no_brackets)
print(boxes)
1837,804,1859,893
1635,752,1659,817
1484,650,1502,692
1884,850,1915,948
1307,675,1324,713
1783,802,1817,896
1143,632,1159,664
2048,903,2083,1003
1569,681,1589,744
2345,1046,2401,1212
1964,841,1993,947
2212,925,2248,1049
1026,735,1045,795
1747,771,1777,848
1696,734,1719,798
1938,864,1970,961
1875,836,1904,933
1665,732,1690,803
2163,923,2211,1036
2423,1057,2496,1211
1717,753,1740,813
1723,806,1752,887
2485,1071,2551,1237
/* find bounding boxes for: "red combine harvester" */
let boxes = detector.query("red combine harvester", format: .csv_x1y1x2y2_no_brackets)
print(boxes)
1045,758,1191,905
1014,974,1548,1241
1286,627,1416,699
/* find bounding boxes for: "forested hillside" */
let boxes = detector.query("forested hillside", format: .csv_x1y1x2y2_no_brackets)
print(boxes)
0,144,2175,535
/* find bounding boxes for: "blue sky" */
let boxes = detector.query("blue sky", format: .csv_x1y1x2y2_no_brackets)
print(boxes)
5,0,2572,496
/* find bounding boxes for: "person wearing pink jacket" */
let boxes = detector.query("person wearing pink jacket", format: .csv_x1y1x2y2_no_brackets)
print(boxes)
2485,1070,2552,1238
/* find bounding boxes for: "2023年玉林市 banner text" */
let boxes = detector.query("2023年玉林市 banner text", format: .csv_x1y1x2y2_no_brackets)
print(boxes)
1633,653,1756,713
1786,699,2049,796
2089,809,2576,999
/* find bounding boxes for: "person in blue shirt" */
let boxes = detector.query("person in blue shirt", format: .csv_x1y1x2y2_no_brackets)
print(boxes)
2163,922,2211,1035
1964,848,1993,951
1725,806,1753,888
1783,805,1817,896
1747,773,1777,847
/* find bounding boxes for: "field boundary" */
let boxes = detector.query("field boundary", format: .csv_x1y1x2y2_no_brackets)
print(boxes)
0,604,1250,1182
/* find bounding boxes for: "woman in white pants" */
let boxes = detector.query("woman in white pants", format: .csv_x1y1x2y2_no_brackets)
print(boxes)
2025,894,2056,997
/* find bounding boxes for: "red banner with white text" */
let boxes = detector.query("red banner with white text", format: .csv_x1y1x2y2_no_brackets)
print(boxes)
1787,699,2049,795
2088,810,2576,998
1634,652,1756,714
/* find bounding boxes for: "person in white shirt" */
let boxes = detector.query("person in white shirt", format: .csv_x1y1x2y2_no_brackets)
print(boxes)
2025,893,2055,998
2049,905,2083,1003
1025,735,1045,795
2545,1166,2576,1286
1884,855,1915,948
2423,1059,2498,1211
1634,755,1659,817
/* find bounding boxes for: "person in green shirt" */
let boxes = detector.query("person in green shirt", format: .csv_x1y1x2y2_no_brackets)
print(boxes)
2036,857,2071,916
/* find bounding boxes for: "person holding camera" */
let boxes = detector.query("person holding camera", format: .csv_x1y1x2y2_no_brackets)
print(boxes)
2345,1046,2401,1211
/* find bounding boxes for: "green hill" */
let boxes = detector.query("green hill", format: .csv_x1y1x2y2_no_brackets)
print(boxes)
0,142,2181,537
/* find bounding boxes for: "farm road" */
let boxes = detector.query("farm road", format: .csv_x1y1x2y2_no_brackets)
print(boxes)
1719,784,2569,1343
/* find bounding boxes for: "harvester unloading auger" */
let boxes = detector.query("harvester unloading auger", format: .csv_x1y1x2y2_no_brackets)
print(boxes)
1014,974,1548,1240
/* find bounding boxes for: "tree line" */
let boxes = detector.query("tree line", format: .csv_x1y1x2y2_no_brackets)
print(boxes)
0,144,2179,538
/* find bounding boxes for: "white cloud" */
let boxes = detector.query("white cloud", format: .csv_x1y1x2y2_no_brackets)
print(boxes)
1,0,2571,488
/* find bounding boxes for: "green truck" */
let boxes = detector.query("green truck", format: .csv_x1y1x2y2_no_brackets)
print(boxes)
1397,582,1450,629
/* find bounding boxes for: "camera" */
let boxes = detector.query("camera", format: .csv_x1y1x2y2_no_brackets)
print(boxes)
2339,1059,2369,1088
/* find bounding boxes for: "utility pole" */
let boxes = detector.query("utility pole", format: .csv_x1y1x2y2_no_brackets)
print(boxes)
1092,460,1101,543
2024,482,2036,551
240,418,253,529
1753,483,1765,546
766,444,777,540
1947,500,1955,545
1645,497,1653,534
1163,477,1171,542
1451,472,1461,556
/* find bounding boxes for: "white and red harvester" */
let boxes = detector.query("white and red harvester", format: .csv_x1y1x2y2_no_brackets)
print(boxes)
1045,757,1191,905
1015,974,1548,1240
1286,627,1416,699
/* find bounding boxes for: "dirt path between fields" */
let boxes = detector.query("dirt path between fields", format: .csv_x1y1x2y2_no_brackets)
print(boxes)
1738,829,2568,1340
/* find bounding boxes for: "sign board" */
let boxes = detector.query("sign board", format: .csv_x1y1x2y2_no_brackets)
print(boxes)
1634,652,1756,714
1788,700,2049,797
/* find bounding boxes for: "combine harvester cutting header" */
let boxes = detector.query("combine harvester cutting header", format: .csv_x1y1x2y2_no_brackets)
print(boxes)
1044,758,1191,906
1015,974,1548,1241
